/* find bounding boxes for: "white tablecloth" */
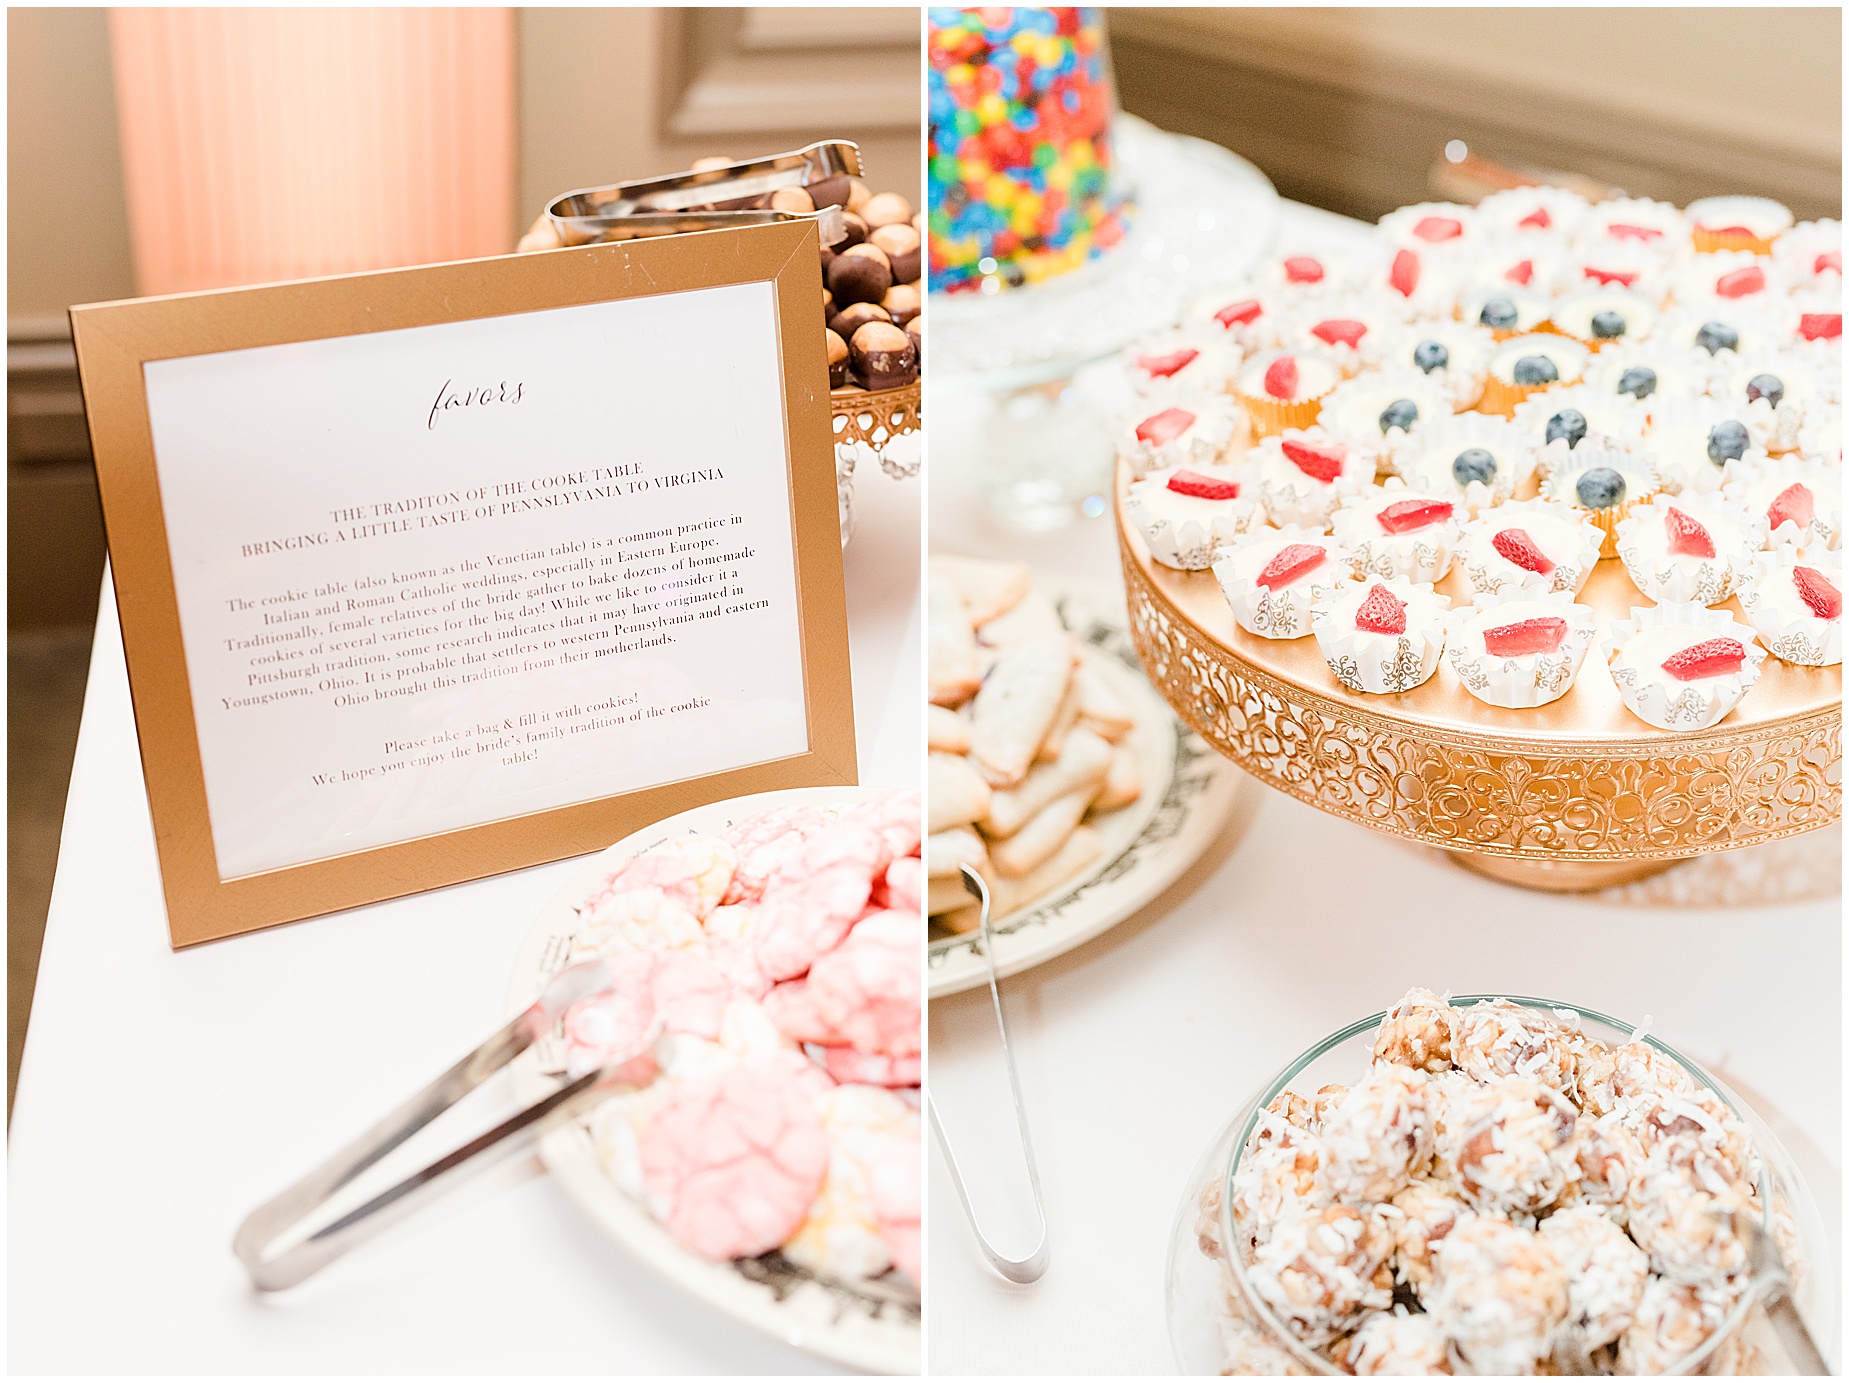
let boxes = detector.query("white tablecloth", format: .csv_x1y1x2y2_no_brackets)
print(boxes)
8,466,920,1373
926,200,1842,1375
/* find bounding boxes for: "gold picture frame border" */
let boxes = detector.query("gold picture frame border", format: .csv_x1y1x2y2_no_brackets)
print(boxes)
70,221,854,948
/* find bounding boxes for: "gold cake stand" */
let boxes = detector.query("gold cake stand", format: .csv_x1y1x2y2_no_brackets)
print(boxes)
1115,461,1842,891
831,379,920,469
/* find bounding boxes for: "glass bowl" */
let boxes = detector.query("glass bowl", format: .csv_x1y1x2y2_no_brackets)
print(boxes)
1165,995,1838,1375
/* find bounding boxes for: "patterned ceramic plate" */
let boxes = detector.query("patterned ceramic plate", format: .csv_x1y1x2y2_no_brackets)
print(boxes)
504,786,921,1375
927,584,1244,999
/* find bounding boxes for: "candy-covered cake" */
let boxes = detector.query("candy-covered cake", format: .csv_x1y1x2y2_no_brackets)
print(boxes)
927,7,1127,293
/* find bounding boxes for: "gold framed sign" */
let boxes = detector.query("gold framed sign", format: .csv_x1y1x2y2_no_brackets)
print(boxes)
70,221,854,947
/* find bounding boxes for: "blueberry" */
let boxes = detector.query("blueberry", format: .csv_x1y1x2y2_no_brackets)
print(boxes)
1575,466,1628,510
1707,419,1750,465
1452,448,1498,487
1590,310,1627,340
1616,366,1658,400
1479,298,1519,330
1696,321,1739,354
1545,408,1588,449
1378,398,1419,434
1746,373,1785,407
1413,339,1450,373
1512,355,1559,386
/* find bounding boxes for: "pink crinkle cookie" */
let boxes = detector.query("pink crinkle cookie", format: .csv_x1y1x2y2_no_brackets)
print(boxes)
582,835,736,923
751,824,887,982
869,1139,922,1284
639,1051,831,1261
562,950,734,1078
840,790,923,865
721,805,833,904
872,855,922,915
822,1047,921,1087
808,912,920,1056
762,977,831,1046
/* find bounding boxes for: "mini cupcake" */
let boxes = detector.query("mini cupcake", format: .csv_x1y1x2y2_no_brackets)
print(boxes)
1613,493,1765,605
1563,239,1678,306
1446,590,1601,709
1212,526,1356,640
1512,386,1649,476
1772,219,1842,292
1778,288,1844,358
1540,446,1662,557
1310,578,1451,694
1602,602,1766,730
1643,395,1769,496
1722,455,1842,550
1460,284,1556,341
1479,334,1590,417
1580,197,1688,253
1116,397,1237,475
1584,341,1725,417
1737,552,1843,666
1233,350,1344,439
1798,409,1841,466
1276,295,1401,376
1124,463,1262,569
1653,301,1783,359
1331,482,1463,584
1474,185,1590,239
1120,328,1241,398
1458,498,1605,596
1676,249,1779,308
1390,411,1530,514
1251,247,1375,298
1714,350,1823,453
1684,195,1794,255
1366,241,1464,320
1376,319,1494,409
1378,202,1479,258
1462,235,1568,297
1315,368,1454,473
1549,287,1659,349
1188,286,1290,352
1251,426,1374,529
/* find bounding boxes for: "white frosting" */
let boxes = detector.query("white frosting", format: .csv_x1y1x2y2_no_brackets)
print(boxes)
1213,526,1356,639
1124,464,1261,569
1487,334,1589,387
1447,591,1600,708
1614,494,1765,605
1550,288,1658,346
1603,603,1766,730
1235,349,1342,404
1331,483,1463,584
1458,500,1605,596
1115,398,1236,475
1311,578,1450,694
1685,195,1794,242
1738,554,1843,666
1252,427,1374,529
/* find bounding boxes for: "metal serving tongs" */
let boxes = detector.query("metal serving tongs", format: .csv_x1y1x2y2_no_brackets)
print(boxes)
546,139,860,250
926,865,1051,1284
233,960,623,1291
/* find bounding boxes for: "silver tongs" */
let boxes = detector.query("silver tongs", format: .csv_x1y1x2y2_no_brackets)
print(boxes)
927,866,1051,1284
1736,1205,1831,1374
547,140,861,249
233,960,622,1291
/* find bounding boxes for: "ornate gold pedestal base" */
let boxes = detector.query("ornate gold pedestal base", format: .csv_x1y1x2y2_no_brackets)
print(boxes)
1445,851,1679,893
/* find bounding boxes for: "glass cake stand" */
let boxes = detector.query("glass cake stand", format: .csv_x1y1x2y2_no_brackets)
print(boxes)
1113,460,1843,891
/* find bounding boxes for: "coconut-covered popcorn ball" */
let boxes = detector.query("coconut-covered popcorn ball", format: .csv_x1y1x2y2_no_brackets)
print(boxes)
1429,1215,1569,1375
1540,1205,1651,1350
1452,1076,1581,1215
1451,997,1578,1095
1318,1065,1435,1203
1340,1309,1455,1376
1245,1202,1397,1346
1373,986,1459,1072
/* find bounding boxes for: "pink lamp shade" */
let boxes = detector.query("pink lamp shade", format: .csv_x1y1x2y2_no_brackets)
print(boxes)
108,7,516,295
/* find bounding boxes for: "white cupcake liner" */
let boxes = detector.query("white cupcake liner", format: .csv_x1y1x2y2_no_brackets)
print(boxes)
1458,498,1606,597
1309,577,1450,694
1331,479,1463,585
1124,465,1264,570
1513,386,1650,477
1314,366,1456,473
1445,589,1601,708
1120,326,1243,399
1212,525,1357,640
1374,319,1493,409
1251,426,1374,530
1389,410,1530,511
1601,602,1767,730
1115,395,1238,476
1613,493,1766,605
1639,392,1768,496
1737,550,1844,666
1721,454,1843,551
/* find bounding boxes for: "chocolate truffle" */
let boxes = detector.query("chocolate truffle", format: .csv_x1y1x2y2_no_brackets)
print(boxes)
862,192,913,229
881,283,921,327
827,243,892,306
825,328,851,389
769,185,815,214
850,321,916,391
870,223,921,284
806,174,852,210
829,302,891,342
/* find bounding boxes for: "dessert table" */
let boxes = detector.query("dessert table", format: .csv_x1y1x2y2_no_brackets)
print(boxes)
7,469,919,1373
927,199,1842,1375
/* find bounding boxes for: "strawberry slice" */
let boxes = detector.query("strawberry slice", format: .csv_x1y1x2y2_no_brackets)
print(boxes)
1263,355,1300,400
1504,259,1535,286
1282,256,1325,284
1389,249,1420,297
1664,506,1716,558
1136,347,1199,379
1704,224,1755,237
1311,318,1367,349
1166,469,1239,501
1661,638,1746,682
1491,527,1555,576
1377,498,1454,534
1584,265,1639,288
1134,407,1196,447
1607,223,1663,242
1482,617,1568,656
1766,482,1816,532
1816,250,1842,275
1518,207,1552,230
1280,437,1348,483
1353,583,1407,635
1714,266,1767,298
1214,298,1263,329
1793,566,1843,620
1413,216,1463,243
1799,313,1842,341
1255,543,1328,590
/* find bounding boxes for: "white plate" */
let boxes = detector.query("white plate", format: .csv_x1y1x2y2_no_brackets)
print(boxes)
927,585,1244,998
504,786,921,1376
